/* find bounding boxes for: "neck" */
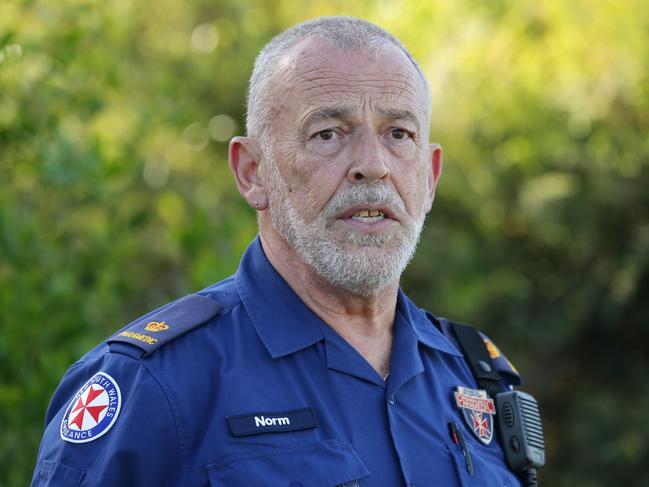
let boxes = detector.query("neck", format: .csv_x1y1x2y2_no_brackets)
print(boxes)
259,231,398,379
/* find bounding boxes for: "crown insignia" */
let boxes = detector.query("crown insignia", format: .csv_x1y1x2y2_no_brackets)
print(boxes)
144,321,170,332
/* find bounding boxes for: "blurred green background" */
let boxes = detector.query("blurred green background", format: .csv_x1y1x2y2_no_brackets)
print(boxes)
1,0,648,485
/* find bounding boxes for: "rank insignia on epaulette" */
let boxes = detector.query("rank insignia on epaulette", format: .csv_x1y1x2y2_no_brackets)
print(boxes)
453,386,496,445
107,294,222,356
144,321,170,332
483,338,501,360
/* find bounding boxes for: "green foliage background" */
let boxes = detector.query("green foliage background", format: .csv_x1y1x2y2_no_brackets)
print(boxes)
1,0,648,485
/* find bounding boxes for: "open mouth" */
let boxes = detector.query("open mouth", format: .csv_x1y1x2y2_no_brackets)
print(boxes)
340,204,397,223
350,209,386,223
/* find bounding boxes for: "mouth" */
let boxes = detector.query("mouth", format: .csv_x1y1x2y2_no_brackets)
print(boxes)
351,209,386,223
338,205,398,225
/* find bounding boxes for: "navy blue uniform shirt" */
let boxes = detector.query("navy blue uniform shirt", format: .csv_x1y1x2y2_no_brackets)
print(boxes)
32,238,521,486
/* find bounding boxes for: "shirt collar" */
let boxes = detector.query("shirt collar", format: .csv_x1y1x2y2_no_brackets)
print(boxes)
235,237,324,358
235,236,461,359
395,288,462,357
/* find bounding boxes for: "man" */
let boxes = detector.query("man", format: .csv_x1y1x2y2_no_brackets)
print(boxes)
31,17,523,486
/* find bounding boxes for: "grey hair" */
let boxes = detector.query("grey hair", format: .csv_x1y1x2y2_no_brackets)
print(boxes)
245,16,431,152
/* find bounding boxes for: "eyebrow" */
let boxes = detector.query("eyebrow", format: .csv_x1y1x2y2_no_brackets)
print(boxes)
301,106,355,130
378,107,420,132
299,105,421,137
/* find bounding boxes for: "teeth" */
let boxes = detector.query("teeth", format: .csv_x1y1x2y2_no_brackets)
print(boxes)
351,210,386,222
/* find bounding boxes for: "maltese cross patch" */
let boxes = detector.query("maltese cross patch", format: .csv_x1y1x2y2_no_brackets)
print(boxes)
453,385,496,445
60,372,122,443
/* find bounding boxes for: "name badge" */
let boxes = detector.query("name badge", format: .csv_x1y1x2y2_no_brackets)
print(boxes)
227,407,317,437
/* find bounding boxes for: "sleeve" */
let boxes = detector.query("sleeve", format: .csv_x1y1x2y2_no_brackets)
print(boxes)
31,349,183,487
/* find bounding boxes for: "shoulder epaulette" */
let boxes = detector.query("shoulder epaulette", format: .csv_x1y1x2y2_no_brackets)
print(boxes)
107,294,221,357
426,312,522,387
478,332,521,386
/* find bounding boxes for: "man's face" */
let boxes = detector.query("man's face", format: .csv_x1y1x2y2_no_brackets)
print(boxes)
262,37,439,296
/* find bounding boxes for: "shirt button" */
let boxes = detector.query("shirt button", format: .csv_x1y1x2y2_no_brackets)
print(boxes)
388,395,395,405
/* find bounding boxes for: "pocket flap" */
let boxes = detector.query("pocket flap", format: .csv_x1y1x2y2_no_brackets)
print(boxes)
31,460,84,487
207,439,370,486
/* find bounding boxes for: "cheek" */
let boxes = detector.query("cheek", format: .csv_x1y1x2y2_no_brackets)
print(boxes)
393,162,430,214
302,164,347,211
305,138,346,159
271,144,344,213
386,141,418,161
272,142,308,192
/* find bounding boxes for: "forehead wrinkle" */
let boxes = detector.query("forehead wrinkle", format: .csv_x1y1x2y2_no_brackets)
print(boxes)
388,85,420,116
296,66,415,81
295,72,422,110
295,78,420,109
298,89,361,109
297,84,414,106
297,71,417,90
295,63,417,86
298,82,371,95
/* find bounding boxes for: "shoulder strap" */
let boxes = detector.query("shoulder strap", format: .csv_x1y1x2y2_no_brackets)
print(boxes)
107,294,221,358
450,321,503,398
425,312,522,387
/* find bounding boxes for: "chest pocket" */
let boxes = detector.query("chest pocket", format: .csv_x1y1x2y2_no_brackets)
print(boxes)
206,439,369,487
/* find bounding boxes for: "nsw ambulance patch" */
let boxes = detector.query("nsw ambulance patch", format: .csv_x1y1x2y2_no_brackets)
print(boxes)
60,372,122,443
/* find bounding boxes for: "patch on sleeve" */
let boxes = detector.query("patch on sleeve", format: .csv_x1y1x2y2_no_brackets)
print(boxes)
60,372,122,444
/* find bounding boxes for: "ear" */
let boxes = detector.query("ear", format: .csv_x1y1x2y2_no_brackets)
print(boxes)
228,136,268,210
425,143,443,213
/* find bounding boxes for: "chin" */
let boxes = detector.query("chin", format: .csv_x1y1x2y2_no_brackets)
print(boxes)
339,231,396,248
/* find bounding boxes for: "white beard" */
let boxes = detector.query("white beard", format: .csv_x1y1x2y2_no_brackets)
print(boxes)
264,156,426,297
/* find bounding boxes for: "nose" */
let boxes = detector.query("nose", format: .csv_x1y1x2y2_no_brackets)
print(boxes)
347,131,389,184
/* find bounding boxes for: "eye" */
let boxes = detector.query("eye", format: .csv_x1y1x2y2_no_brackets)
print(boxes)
390,128,411,140
315,129,336,141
